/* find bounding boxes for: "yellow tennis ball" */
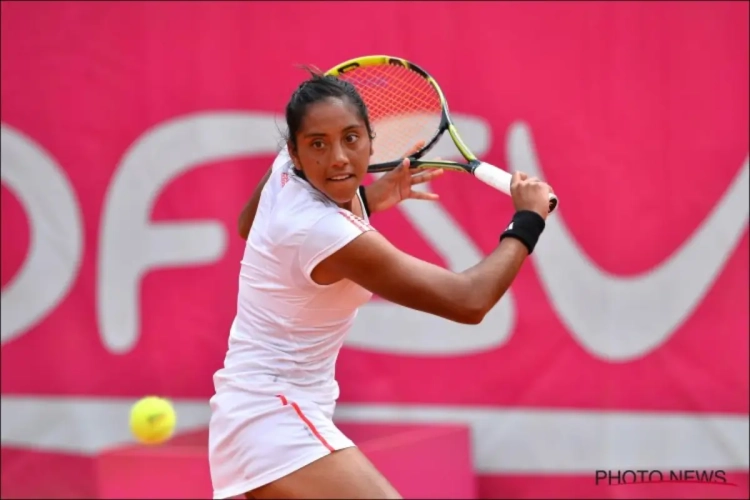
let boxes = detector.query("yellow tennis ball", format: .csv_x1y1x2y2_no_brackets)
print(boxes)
129,396,176,445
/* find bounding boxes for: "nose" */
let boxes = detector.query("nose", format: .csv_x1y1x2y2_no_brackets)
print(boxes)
330,141,348,169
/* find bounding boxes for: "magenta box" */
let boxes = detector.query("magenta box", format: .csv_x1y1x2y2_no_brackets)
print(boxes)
95,422,477,499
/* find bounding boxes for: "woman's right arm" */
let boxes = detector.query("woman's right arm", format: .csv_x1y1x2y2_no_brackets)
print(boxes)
315,171,553,325
238,166,273,240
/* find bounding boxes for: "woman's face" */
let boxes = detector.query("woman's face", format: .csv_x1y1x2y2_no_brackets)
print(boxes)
288,96,373,206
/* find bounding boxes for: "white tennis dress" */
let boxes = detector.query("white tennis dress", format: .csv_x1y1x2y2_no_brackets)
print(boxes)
208,150,375,499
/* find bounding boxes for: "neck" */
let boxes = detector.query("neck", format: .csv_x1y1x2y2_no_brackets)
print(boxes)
339,199,353,211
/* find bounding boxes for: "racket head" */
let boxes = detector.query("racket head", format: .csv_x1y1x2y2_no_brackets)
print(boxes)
325,56,450,166
325,56,559,215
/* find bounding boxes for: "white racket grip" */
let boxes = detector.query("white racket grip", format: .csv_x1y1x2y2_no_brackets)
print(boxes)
473,162,558,213
473,162,512,195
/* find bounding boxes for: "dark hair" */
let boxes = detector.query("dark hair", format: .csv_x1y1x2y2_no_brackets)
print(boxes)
285,66,374,151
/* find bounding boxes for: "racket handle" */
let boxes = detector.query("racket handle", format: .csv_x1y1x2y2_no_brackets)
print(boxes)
474,162,559,213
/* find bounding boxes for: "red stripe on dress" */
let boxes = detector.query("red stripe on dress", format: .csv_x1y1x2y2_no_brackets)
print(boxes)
338,210,371,233
275,394,334,452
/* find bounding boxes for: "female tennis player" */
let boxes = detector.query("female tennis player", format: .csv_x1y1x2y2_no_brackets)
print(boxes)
208,70,553,500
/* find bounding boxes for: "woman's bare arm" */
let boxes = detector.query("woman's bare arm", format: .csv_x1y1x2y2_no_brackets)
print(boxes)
238,167,273,240
313,230,530,324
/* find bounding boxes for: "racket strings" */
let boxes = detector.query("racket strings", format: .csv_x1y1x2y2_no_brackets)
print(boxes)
338,65,443,163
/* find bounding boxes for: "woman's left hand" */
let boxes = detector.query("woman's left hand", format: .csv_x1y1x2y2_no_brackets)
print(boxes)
363,141,445,215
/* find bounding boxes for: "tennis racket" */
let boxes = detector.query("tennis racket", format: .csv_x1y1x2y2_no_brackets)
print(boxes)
325,55,558,213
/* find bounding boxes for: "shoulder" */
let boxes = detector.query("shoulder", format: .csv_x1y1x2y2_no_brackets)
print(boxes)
258,152,373,243
295,202,374,278
288,186,373,237
278,183,374,264
265,174,344,240
311,207,373,237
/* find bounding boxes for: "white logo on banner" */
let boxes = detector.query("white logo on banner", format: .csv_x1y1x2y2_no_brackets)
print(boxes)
1,114,748,362
508,123,749,361
0,125,83,344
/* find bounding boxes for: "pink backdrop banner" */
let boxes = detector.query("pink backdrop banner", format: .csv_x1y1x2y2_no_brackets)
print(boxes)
1,2,748,498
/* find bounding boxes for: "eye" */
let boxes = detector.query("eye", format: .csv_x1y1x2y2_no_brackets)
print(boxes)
345,133,359,144
311,140,325,150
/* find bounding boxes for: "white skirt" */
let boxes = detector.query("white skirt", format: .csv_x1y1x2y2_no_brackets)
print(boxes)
208,385,355,499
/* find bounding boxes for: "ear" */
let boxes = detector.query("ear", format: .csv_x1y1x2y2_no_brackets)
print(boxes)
286,141,301,170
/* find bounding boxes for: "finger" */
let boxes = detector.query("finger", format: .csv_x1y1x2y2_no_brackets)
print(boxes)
400,157,411,170
403,140,426,158
409,191,440,201
416,168,445,180
512,171,527,185
411,168,445,184
410,160,443,175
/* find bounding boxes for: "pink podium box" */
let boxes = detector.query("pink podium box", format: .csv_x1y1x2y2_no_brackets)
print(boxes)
95,422,476,499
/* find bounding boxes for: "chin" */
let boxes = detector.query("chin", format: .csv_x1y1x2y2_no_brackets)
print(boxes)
324,181,360,206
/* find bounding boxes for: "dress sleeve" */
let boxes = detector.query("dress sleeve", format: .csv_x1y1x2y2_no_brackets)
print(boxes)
297,210,374,280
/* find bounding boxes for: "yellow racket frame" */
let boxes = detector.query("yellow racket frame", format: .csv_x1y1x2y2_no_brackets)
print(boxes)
325,55,477,174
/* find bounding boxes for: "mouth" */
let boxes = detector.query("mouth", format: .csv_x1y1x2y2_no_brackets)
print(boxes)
328,174,355,182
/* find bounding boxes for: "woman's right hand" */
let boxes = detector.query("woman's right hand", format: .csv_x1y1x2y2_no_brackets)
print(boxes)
509,171,554,220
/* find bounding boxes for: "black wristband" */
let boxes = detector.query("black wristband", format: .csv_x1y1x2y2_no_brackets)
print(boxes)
500,210,546,254
358,185,371,217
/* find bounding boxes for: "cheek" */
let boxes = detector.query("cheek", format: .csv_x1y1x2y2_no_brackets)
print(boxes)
299,151,327,180
355,140,371,156
352,142,371,172
362,140,374,160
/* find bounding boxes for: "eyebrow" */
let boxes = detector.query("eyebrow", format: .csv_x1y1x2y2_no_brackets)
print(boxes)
303,124,363,138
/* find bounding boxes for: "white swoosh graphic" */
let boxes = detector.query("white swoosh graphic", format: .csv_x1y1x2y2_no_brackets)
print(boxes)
346,115,517,356
1,124,84,345
508,121,749,361
98,113,281,353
